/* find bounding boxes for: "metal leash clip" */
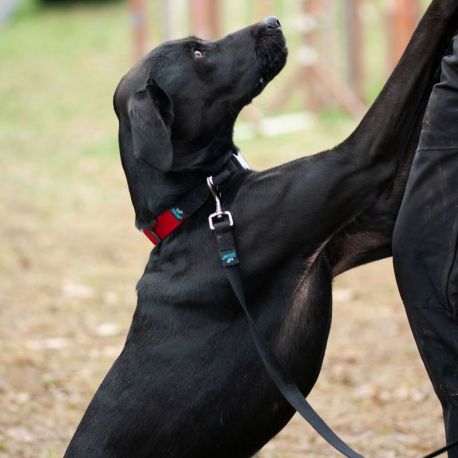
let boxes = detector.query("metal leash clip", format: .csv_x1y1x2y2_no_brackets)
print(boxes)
206,176,234,230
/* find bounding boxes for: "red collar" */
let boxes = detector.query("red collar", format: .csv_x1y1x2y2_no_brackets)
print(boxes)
143,207,189,245
143,152,250,246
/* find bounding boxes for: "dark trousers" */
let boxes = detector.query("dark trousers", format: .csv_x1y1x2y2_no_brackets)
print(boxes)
393,37,458,455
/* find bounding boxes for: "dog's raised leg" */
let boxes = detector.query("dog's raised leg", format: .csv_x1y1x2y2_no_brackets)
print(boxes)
329,0,458,275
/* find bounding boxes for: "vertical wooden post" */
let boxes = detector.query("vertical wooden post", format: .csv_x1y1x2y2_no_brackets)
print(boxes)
268,0,366,117
388,0,420,69
345,0,364,99
302,0,323,111
189,0,221,39
129,0,147,62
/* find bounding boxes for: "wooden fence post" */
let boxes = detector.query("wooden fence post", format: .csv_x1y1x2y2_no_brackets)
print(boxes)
345,0,364,99
387,0,420,69
189,0,221,39
303,0,323,112
270,0,365,118
129,0,147,62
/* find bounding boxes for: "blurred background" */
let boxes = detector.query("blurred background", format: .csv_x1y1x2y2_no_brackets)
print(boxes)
0,0,446,457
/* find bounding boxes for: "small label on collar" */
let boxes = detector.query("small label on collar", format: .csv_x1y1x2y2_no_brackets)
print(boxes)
171,207,186,220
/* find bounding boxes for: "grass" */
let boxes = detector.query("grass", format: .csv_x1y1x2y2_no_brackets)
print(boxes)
0,2,445,457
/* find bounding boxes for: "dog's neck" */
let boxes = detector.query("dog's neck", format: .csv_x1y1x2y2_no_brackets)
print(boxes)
136,134,246,230
170,125,239,172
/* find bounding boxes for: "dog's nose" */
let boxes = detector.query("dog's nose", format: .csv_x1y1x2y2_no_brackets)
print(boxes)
262,16,281,30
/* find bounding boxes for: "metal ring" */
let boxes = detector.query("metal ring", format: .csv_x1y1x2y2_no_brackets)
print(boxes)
208,211,234,230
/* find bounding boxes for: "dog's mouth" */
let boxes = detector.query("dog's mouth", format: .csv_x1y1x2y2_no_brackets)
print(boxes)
255,29,288,93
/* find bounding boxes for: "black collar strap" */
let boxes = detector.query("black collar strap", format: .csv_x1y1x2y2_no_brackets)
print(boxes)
143,152,249,245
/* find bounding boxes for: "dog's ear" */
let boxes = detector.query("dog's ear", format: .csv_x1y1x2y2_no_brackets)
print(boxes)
127,81,174,172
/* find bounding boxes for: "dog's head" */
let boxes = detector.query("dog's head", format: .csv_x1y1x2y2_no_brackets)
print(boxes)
114,17,287,226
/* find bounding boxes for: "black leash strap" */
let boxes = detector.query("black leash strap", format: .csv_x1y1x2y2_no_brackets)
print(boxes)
422,440,458,458
207,176,458,458
207,177,364,458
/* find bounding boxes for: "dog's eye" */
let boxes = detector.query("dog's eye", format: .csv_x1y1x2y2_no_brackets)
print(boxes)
193,49,204,59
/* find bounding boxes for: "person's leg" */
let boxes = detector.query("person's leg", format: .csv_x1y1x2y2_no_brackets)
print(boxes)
393,36,458,454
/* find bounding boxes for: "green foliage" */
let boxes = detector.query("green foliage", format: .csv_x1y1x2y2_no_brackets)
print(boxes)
9,0,39,20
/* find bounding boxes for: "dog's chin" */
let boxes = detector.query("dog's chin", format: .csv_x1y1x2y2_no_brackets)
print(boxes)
262,45,288,83
250,45,288,99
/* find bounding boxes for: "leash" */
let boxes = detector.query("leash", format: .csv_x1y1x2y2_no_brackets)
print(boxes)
207,175,458,458
142,159,457,457
422,440,458,458
207,176,364,458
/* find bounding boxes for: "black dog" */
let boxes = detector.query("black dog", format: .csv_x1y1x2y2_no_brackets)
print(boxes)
65,3,458,457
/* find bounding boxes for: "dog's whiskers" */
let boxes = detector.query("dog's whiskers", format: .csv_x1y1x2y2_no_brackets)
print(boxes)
263,42,273,65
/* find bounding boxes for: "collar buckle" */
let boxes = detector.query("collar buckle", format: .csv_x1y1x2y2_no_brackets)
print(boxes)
232,151,251,170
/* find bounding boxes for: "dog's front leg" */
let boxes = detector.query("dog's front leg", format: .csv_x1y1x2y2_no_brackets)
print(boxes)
324,0,458,275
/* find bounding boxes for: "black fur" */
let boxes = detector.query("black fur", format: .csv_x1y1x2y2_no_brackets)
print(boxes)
66,5,458,457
